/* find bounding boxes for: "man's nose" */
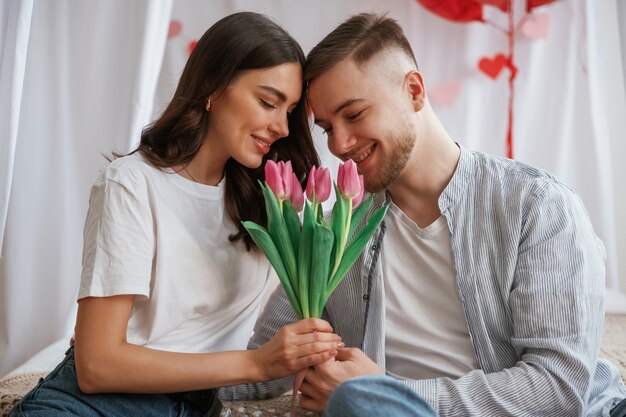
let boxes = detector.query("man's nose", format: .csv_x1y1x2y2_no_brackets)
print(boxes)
329,125,357,157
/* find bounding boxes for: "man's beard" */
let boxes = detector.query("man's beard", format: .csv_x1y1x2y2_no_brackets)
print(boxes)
364,125,416,193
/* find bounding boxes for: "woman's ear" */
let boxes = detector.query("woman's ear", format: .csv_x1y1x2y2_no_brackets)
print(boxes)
405,70,426,112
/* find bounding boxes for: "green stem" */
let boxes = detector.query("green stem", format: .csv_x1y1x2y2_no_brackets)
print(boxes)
330,197,352,278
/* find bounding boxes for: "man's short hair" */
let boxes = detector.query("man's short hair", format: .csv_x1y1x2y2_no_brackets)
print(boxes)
304,13,419,85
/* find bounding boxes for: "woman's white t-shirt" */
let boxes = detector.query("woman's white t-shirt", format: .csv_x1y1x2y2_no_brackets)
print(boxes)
78,152,272,354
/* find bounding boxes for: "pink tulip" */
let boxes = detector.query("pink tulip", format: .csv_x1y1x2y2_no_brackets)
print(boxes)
337,160,362,202
353,175,365,208
305,166,316,200
265,160,293,201
305,166,331,203
290,173,304,212
265,160,283,198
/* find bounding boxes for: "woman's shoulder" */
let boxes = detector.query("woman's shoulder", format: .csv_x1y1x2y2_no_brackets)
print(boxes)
107,151,155,175
101,152,161,184
90,152,163,199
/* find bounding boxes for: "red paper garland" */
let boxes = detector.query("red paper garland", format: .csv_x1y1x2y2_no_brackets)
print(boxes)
416,0,557,158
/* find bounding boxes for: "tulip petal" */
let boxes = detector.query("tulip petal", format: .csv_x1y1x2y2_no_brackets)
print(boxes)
265,160,283,199
306,166,316,201
337,160,360,200
337,163,345,196
353,175,365,208
316,167,332,203
290,173,304,212
281,161,293,198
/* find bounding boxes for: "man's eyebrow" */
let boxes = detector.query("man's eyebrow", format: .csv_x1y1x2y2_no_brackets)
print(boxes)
259,85,287,102
334,98,364,115
314,98,364,125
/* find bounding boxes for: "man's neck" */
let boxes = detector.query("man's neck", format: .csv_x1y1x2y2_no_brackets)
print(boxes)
387,137,460,228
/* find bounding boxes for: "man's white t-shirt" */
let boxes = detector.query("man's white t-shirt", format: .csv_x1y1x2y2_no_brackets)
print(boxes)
79,153,272,354
382,202,478,379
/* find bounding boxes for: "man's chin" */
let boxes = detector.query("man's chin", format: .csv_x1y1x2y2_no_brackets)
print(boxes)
364,180,387,194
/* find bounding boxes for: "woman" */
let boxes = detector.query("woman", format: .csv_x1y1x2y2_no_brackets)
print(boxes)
10,11,341,417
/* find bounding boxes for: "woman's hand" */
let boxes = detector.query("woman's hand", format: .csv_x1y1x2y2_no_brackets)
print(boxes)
251,318,343,381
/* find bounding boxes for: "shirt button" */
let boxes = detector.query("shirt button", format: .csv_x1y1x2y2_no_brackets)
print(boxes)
363,294,370,300
371,244,377,251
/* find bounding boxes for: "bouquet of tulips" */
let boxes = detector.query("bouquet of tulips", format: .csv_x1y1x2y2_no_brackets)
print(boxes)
242,159,389,320
242,159,388,415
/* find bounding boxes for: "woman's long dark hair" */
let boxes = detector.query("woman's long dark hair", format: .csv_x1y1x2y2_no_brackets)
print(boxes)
134,12,319,250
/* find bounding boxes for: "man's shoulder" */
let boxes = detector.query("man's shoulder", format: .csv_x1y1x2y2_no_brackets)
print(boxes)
466,149,568,197
441,147,582,216
471,149,555,180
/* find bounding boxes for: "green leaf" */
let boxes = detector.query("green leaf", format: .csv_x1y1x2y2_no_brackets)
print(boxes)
325,204,389,300
283,203,301,257
309,223,334,318
259,182,280,229
348,196,374,242
329,184,347,273
297,201,315,318
261,183,300,303
242,221,303,319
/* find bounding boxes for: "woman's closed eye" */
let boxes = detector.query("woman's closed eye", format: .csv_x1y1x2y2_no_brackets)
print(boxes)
260,99,277,109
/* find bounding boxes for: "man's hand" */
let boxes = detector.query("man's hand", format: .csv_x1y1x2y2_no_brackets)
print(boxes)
299,347,383,412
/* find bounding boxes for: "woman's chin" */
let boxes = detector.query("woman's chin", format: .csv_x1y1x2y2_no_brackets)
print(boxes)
236,156,264,170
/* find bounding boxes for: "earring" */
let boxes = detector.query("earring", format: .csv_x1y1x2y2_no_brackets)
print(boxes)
205,99,211,112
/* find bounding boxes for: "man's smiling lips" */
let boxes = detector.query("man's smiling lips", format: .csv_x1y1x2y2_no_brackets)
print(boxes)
346,143,376,165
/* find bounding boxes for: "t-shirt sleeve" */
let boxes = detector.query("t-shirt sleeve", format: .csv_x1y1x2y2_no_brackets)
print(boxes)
78,170,154,300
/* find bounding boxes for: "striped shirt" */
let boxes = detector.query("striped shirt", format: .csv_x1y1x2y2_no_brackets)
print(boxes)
221,146,626,416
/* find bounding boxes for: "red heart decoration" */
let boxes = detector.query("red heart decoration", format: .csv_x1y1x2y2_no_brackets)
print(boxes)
527,0,557,12
187,40,198,55
168,20,182,39
522,13,550,39
416,0,484,22
430,80,462,106
478,53,508,79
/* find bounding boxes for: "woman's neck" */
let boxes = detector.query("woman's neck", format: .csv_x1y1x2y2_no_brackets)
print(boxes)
180,140,226,186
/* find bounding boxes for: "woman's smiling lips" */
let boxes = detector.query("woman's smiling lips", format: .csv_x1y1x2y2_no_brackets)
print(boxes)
252,134,272,154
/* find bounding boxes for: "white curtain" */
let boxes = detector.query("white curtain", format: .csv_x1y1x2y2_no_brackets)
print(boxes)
0,0,173,376
1,0,624,377
0,0,32,256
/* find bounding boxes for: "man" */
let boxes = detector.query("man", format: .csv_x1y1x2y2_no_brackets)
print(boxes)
221,13,626,416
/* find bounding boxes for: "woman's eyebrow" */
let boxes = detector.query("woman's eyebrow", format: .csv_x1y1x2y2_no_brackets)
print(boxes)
258,85,287,102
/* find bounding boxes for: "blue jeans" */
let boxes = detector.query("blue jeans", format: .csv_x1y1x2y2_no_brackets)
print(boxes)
324,375,626,417
9,348,206,417
612,397,626,417
323,375,437,417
